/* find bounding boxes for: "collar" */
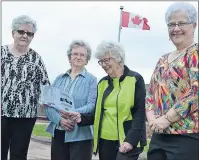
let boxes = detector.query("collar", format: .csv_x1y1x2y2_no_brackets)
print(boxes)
62,68,86,78
107,65,130,83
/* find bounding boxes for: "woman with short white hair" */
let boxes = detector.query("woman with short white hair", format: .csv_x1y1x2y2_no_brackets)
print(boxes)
1,15,50,160
146,2,198,160
74,41,147,160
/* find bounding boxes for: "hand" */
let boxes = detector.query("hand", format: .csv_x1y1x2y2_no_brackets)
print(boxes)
150,115,171,133
119,142,133,153
148,115,161,131
60,110,70,119
70,112,81,123
146,111,160,129
60,118,75,131
60,110,81,123
40,104,48,108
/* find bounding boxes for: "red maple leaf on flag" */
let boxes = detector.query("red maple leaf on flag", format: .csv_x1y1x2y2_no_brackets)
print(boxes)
131,15,142,25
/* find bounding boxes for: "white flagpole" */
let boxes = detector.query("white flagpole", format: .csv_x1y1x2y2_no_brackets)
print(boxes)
118,5,124,42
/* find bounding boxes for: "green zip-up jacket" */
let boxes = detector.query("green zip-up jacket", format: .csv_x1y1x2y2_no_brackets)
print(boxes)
78,65,147,154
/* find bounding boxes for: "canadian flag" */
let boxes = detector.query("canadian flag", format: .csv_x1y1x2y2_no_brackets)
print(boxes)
122,11,150,30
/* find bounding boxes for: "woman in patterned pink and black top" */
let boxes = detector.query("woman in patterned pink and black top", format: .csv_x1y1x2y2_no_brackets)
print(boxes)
146,2,198,160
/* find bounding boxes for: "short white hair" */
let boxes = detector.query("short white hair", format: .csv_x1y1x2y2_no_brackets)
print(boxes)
67,40,92,61
12,15,37,33
165,2,197,24
95,41,125,65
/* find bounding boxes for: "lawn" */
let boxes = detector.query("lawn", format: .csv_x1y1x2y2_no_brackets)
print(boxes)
32,124,150,151
144,140,150,152
32,123,51,138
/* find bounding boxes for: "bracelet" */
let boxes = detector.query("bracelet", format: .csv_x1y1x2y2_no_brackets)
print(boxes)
164,114,173,124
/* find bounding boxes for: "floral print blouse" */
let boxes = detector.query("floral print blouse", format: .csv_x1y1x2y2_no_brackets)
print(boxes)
146,43,198,134
1,45,50,118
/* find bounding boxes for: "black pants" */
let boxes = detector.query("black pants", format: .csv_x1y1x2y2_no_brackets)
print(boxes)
51,129,93,160
99,138,140,160
1,116,36,160
147,133,199,160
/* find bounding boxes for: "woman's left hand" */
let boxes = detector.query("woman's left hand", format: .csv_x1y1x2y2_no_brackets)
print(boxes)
119,142,133,153
150,115,171,133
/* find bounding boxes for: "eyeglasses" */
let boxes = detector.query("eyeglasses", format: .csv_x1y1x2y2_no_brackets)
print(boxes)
16,30,34,37
98,58,111,66
167,22,192,29
71,52,86,59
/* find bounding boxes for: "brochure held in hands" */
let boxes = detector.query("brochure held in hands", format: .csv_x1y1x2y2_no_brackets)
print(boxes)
40,85,74,111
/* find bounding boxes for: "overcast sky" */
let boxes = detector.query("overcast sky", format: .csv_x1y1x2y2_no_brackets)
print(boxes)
2,1,198,84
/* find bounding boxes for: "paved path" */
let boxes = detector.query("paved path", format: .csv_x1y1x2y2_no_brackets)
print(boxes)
28,139,99,160
29,121,147,160
28,139,147,160
28,140,50,160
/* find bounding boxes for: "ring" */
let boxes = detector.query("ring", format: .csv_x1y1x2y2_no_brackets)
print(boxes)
159,129,163,133
155,128,159,133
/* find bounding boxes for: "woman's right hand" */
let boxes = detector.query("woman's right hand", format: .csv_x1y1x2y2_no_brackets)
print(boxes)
146,110,160,130
60,117,75,131
60,110,81,123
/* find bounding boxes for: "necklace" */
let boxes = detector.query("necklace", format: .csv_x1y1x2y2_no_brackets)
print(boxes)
168,42,195,64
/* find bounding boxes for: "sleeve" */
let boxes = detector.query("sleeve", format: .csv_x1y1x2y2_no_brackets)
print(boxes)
44,76,61,125
74,77,97,113
44,107,61,125
145,58,161,111
124,74,146,147
77,112,95,126
77,79,99,126
37,56,50,86
172,49,198,118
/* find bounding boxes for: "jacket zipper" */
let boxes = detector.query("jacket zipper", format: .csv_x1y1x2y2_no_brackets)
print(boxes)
95,81,121,154
116,82,121,144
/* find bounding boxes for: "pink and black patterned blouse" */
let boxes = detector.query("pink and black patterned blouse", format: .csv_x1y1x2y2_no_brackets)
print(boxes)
146,43,198,134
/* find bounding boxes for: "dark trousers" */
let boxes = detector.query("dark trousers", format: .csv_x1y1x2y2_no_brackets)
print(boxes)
147,149,168,160
99,138,140,160
1,116,36,160
147,133,199,160
51,129,93,160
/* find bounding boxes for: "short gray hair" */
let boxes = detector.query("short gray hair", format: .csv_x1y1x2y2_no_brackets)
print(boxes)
165,2,197,24
67,40,92,61
12,15,37,33
95,41,125,65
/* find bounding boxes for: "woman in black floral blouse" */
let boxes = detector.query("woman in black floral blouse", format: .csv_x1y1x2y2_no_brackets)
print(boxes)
1,15,50,160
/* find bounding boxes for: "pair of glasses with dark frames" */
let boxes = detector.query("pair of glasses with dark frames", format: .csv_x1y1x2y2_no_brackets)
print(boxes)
98,58,112,66
16,30,34,37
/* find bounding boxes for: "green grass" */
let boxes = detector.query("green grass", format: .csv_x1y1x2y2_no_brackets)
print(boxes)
32,124,150,152
137,139,150,152
144,140,150,152
32,123,51,138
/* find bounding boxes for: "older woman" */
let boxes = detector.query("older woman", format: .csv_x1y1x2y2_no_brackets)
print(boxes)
146,2,198,160
1,15,50,160
44,40,97,160
66,41,147,160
